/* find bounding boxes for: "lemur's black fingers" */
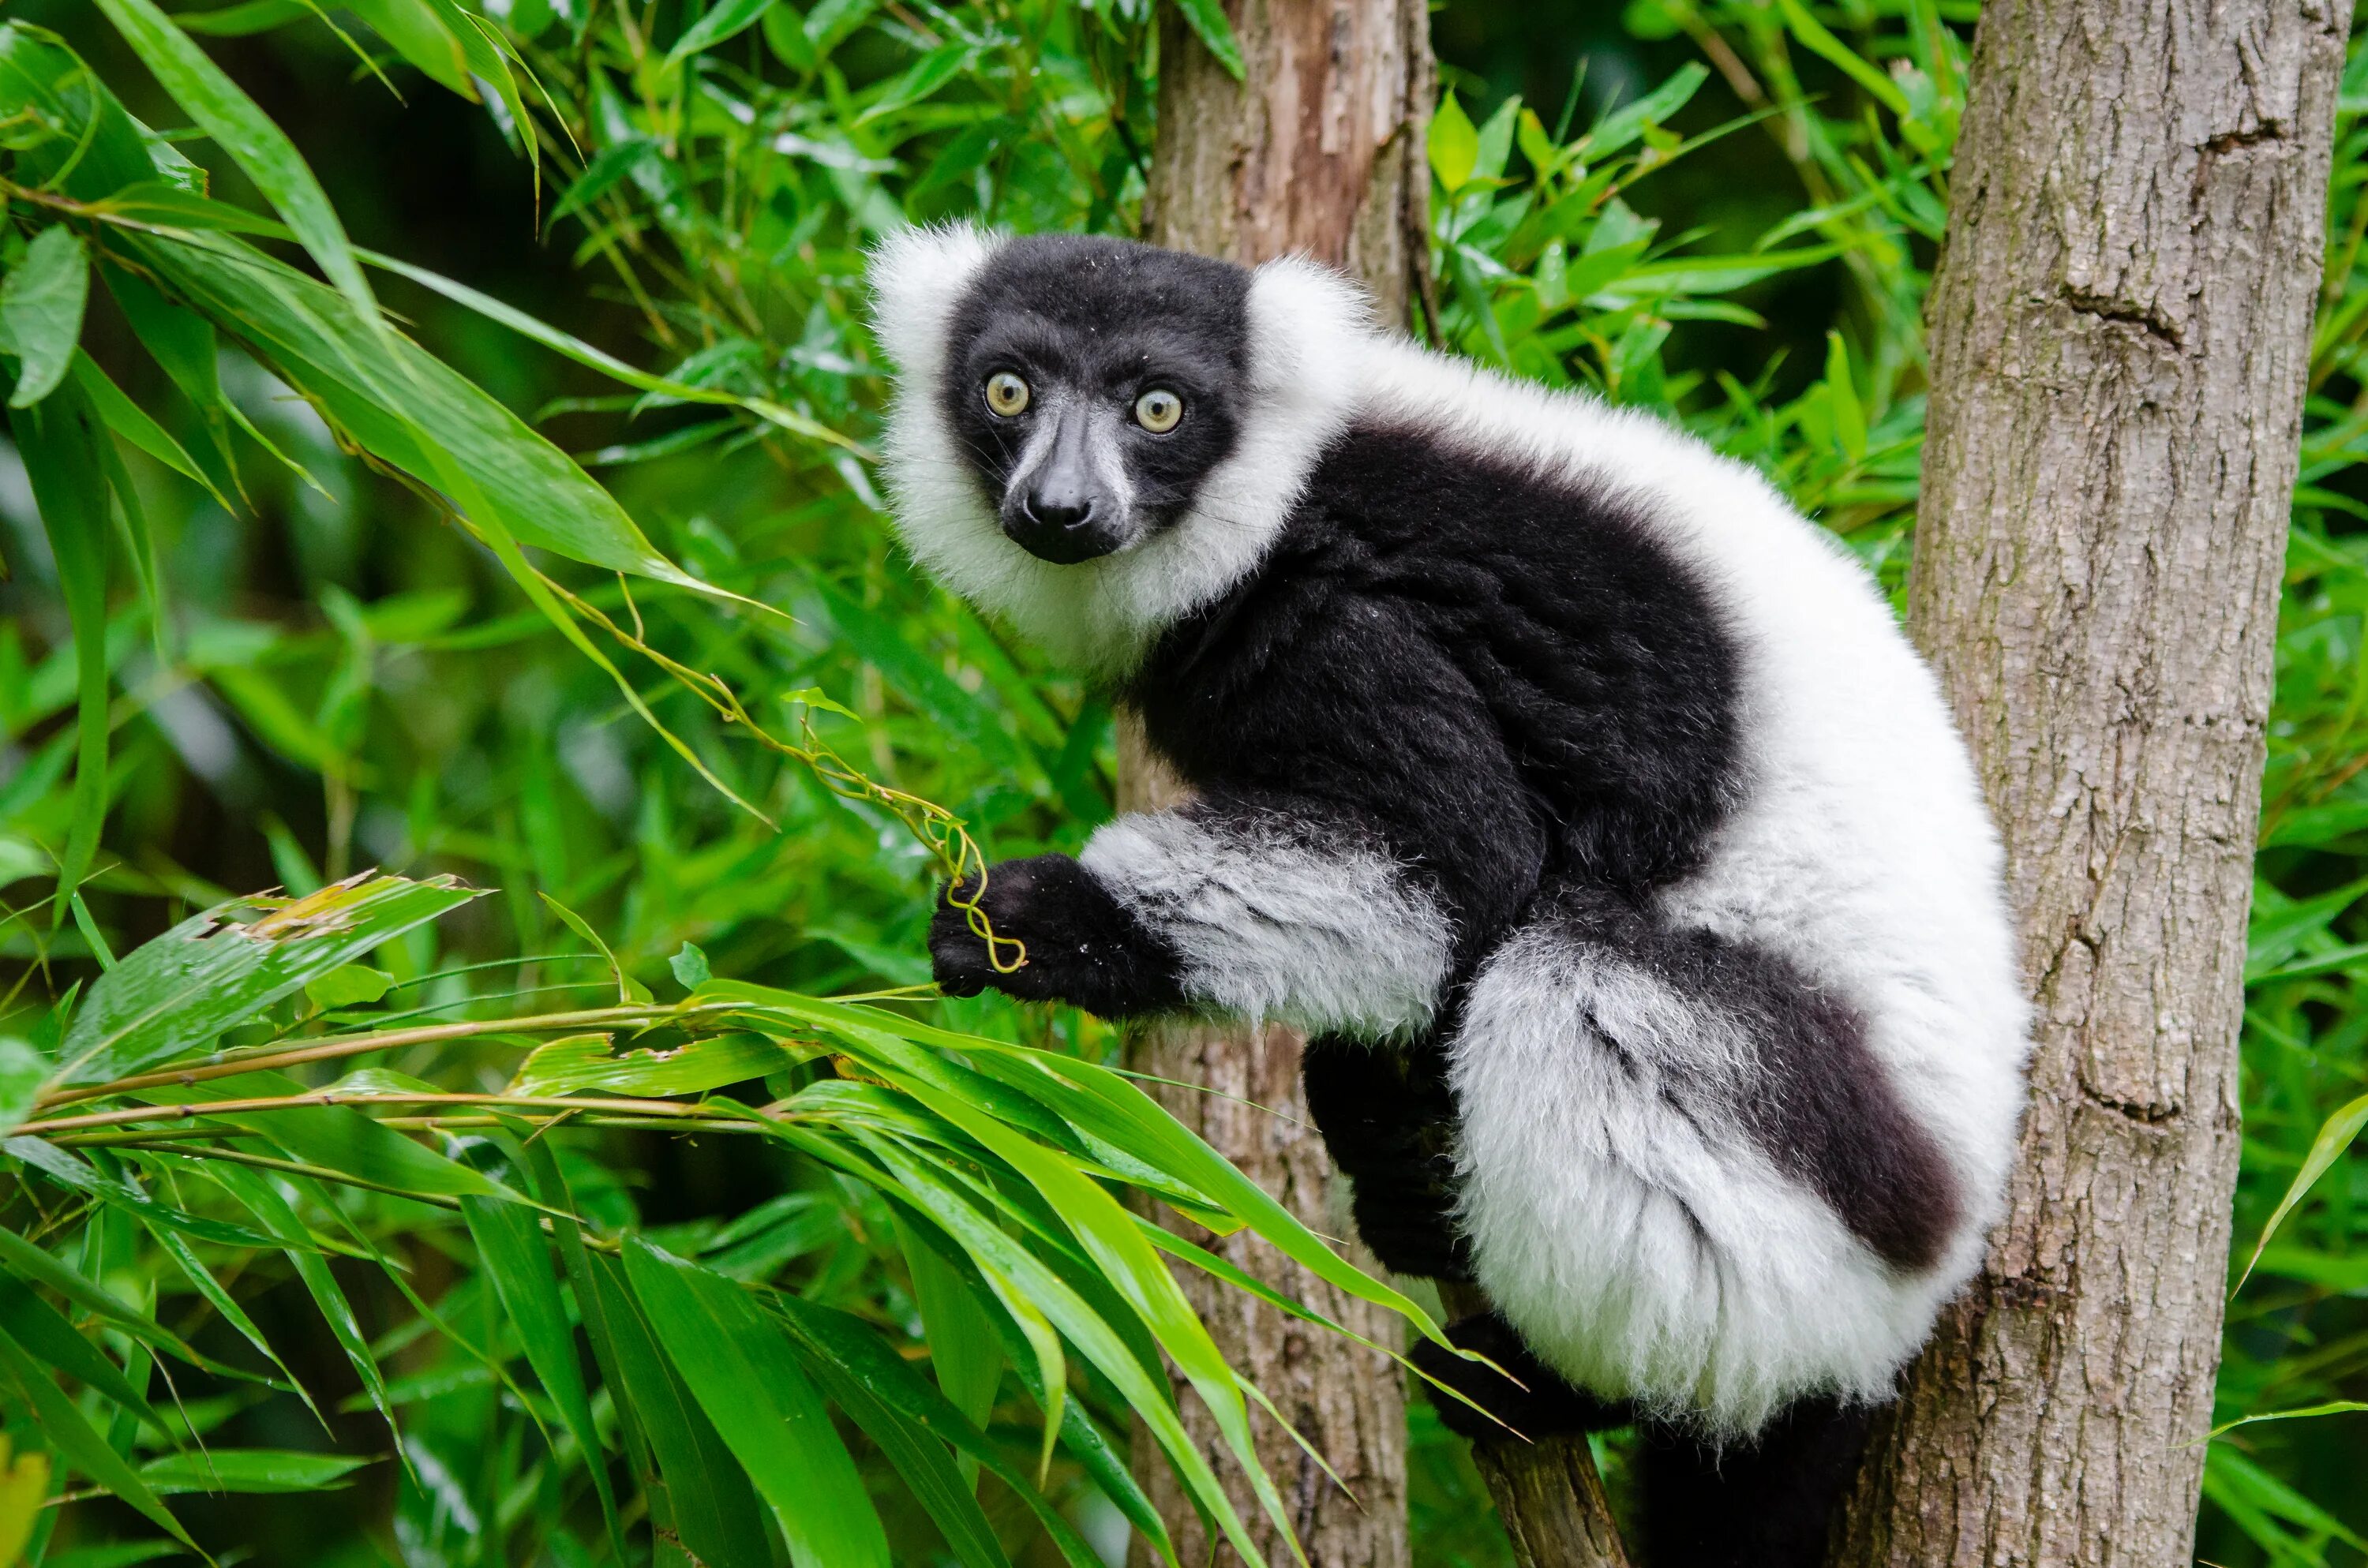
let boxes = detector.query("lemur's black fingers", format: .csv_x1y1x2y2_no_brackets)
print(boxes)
1415,1312,1634,1443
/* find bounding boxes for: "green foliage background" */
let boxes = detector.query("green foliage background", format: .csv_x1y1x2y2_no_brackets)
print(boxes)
0,2,2361,1564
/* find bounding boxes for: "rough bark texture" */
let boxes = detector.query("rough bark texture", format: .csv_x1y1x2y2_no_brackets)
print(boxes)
1128,8,1433,1566
1145,0,1433,316
1118,723,1414,1568
1439,1282,1632,1568
1838,3,2351,1565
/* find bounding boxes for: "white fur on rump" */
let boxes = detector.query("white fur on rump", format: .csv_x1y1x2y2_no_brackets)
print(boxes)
1451,928,1977,1435
1081,810,1452,1042
869,225,1366,673
872,227,2029,1434
1345,312,2029,1434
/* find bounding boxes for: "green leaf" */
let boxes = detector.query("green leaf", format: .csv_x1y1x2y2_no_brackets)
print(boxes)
1579,62,1709,159
1773,0,1911,117
137,1448,373,1494
506,1031,800,1098
204,1164,396,1439
0,1270,170,1433
343,0,474,95
0,1038,43,1133
1,226,91,407
2235,1090,2368,1293
1429,90,1480,193
141,1071,515,1201
68,350,231,509
119,227,706,585
90,0,380,324
1166,0,1243,78
9,379,112,924
576,1242,772,1568
0,1321,196,1548
774,1290,1105,1568
668,941,711,990
6,1137,282,1249
304,964,392,1011
0,1226,245,1379
2209,1399,2368,1439
538,893,651,1005
1823,330,1865,462
665,0,784,65
623,1237,891,1568
461,1196,623,1556
53,873,482,1086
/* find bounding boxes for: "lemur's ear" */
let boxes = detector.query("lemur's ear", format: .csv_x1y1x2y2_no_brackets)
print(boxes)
1244,255,1376,414
867,223,1002,382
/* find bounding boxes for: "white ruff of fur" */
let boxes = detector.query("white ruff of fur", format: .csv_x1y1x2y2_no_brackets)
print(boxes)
869,224,1369,673
1081,812,1452,1041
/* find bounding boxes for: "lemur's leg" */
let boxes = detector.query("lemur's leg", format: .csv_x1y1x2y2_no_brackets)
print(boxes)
928,801,1457,1037
1300,1030,1472,1282
1636,1395,1873,1568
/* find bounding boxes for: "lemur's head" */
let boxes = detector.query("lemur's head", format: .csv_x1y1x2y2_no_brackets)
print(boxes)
870,226,1370,672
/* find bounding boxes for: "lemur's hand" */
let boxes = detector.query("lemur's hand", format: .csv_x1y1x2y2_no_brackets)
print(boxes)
929,853,1187,1017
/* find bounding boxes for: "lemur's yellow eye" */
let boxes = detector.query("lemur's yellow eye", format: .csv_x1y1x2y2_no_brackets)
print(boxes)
984,372,1030,417
1134,387,1183,433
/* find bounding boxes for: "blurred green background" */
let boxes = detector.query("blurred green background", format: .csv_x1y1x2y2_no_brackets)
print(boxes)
0,1,2362,1563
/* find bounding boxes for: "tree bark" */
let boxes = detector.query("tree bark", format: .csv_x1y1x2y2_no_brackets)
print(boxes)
1126,7,1429,1564
1438,1283,1631,1568
1838,3,2351,1565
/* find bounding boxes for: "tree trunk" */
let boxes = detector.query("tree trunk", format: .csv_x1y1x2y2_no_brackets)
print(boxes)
1126,6,1429,1564
1838,3,2351,1565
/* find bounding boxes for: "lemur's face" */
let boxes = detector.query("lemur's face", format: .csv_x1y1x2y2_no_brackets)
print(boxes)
938,235,1253,564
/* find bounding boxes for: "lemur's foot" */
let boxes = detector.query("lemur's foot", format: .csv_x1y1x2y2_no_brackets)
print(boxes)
1414,1312,1633,1443
928,855,1184,1016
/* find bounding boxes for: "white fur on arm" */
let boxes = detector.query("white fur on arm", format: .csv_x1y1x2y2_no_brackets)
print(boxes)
1079,810,1453,1042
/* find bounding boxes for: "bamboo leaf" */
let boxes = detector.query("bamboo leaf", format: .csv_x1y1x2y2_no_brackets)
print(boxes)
622,1237,891,1568
9,379,112,923
665,0,785,64
1430,91,1480,193
0,1322,197,1550
2235,1090,2368,1293
138,1449,373,1494
0,1226,245,1379
0,1040,42,1134
0,226,91,406
90,0,380,323
0,1270,170,1434
460,1195,623,1555
205,1165,398,1439
1164,0,1243,79
774,1290,1105,1568
6,1137,282,1249
578,1242,773,1568
52,872,483,1086
506,1031,804,1098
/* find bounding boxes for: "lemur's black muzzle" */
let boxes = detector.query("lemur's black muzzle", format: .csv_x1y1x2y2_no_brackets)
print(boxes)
1002,406,1126,563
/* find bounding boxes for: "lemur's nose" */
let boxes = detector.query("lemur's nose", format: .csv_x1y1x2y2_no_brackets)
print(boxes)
1024,491,1095,532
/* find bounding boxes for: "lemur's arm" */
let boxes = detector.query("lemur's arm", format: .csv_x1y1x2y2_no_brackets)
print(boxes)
929,594,1545,1035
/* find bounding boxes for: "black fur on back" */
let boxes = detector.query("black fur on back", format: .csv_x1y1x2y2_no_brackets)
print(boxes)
937,234,1253,531
1130,421,1740,949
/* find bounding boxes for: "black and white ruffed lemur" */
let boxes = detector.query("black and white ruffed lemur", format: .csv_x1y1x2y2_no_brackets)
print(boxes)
869,227,2029,1568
